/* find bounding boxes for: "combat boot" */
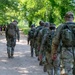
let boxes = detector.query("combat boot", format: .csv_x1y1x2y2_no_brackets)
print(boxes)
39,61,43,66
7,47,11,58
31,47,33,57
8,53,11,58
11,47,14,58
43,64,47,72
11,53,14,58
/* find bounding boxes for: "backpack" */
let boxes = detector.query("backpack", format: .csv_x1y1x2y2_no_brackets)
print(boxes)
29,29,35,39
46,31,55,52
34,26,43,38
7,23,16,38
61,23,75,46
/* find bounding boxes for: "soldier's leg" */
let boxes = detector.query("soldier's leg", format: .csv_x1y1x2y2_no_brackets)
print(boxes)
73,50,75,75
62,59,73,75
46,52,54,75
11,39,16,58
61,47,73,75
53,54,61,75
47,63,54,75
42,51,47,72
31,46,34,57
34,42,38,56
39,47,44,66
7,46,11,58
11,47,14,58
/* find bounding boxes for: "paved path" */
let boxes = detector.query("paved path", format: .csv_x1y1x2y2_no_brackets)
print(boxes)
0,31,48,75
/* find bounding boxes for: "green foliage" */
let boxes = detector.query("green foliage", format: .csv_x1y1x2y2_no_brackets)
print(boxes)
0,0,75,28
22,28,30,35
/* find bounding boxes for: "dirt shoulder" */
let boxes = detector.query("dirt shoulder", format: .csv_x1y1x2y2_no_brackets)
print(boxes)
0,31,47,75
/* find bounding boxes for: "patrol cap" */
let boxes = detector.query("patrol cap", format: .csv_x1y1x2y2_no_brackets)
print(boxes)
64,11,74,18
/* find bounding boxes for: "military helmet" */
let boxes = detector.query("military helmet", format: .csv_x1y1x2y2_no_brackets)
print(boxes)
31,24,35,28
44,22,50,27
65,11,74,18
39,20,44,26
13,20,18,23
12,20,18,25
50,23,56,30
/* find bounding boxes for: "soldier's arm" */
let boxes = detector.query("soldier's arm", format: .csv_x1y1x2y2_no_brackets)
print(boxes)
51,24,63,59
27,31,30,44
16,26,20,41
41,34,47,50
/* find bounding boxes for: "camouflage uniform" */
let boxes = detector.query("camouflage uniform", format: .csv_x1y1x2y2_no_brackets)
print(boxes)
34,26,43,57
34,20,44,58
38,22,50,66
27,24,35,57
5,21,20,58
33,26,38,56
51,11,75,75
42,23,59,74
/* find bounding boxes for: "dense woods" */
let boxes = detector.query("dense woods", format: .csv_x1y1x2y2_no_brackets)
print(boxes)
0,0,75,27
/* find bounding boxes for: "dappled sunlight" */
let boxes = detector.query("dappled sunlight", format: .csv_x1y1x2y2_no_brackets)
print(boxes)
15,52,25,57
0,59,8,62
0,38,6,43
14,50,30,57
18,67,29,74
0,66,7,70
17,65,44,74
0,32,48,75
16,39,27,45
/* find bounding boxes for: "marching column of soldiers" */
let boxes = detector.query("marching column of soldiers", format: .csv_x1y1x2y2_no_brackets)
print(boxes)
27,11,75,75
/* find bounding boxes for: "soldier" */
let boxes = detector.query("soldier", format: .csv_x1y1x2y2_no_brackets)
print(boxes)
51,11,75,75
38,22,50,66
5,20,20,58
41,23,56,73
34,20,44,58
27,24,35,57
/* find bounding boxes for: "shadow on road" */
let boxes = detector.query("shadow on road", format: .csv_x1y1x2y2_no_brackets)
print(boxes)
0,32,47,75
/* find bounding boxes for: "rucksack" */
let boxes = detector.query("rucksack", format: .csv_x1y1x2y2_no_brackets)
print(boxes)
61,23,75,46
34,26,43,38
29,29,35,39
46,30,55,52
7,23,16,38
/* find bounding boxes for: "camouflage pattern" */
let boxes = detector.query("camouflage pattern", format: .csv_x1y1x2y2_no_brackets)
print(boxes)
61,47,74,75
51,21,74,75
42,29,56,73
34,22,44,58
27,25,35,57
38,22,50,65
5,22,20,58
39,27,50,65
41,23,61,75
